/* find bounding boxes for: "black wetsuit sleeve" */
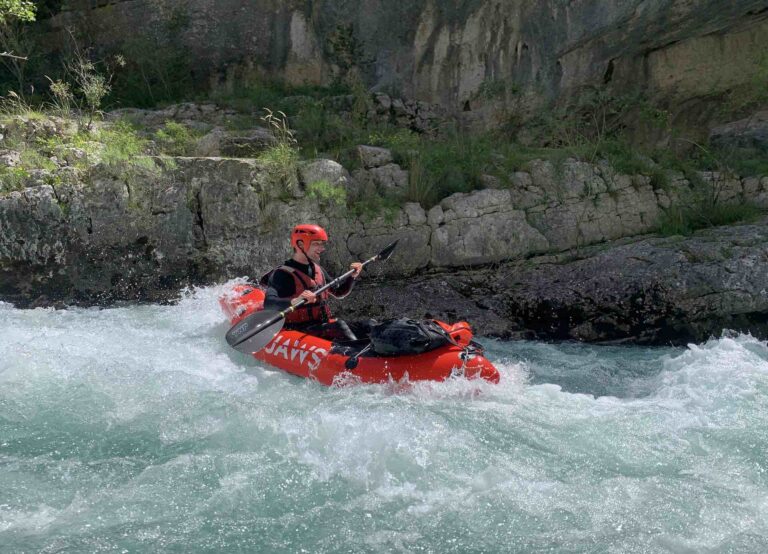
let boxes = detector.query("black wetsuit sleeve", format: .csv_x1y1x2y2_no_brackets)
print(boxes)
327,267,356,298
263,269,295,311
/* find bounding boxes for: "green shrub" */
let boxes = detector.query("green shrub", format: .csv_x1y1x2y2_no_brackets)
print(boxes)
19,147,56,171
648,166,670,191
98,120,156,170
211,80,350,116
0,91,42,120
402,153,436,207
348,192,400,221
154,120,200,156
0,166,29,193
711,146,768,178
258,143,299,187
376,131,493,206
306,179,346,207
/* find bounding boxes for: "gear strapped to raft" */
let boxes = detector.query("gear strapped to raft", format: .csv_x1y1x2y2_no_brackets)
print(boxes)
369,318,454,356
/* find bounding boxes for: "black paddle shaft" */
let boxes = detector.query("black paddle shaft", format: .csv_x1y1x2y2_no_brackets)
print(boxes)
225,240,398,353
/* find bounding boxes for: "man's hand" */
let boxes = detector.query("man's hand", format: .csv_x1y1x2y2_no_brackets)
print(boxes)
350,262,363,279
293,290,317,305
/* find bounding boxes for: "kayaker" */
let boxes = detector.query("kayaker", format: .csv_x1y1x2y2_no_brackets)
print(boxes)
261,224,362,341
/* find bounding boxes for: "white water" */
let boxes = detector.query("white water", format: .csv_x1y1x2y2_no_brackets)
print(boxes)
1,283,767,552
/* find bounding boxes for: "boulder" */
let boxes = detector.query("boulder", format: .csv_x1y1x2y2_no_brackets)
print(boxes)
356,145,394,169
350,168,375,194
374,93,392,113
429,189,549,266
194,127,276,158
193,127,228,157
743,176,768,208
219,128,276,157
524,161,661,251
299,159,351,190
369,163,408,192
345,205,430,275
709,111,768,152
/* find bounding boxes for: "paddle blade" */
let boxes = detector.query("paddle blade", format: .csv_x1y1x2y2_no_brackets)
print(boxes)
376,240,399,261
225,310,285,354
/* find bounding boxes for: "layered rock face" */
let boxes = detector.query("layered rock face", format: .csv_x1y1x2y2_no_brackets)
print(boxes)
46,1,768,122
340,220,768,345
2,123,768,344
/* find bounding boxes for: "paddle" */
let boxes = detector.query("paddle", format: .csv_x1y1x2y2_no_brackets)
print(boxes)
226,240,399,354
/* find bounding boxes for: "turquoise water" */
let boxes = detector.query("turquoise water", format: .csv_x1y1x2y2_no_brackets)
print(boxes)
1,283,767,553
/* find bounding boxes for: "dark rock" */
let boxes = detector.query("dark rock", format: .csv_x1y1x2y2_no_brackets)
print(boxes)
710,111,768,152
342,219,768,346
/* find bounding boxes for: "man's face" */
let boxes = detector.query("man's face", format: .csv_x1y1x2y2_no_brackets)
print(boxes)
304,240,326,262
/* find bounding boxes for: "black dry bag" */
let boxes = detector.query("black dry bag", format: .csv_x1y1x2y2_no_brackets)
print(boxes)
369,318,451,356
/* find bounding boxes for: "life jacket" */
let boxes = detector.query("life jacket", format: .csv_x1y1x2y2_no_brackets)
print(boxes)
268,263,332,325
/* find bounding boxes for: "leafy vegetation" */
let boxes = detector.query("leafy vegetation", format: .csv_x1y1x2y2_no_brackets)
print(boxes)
257,109,300,190
98,120,155,170
0,0,36,94
0,165,28,192
153,120,202,156
306,179,346,207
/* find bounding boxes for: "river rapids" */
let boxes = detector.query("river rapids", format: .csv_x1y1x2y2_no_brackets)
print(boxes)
1,283,767,552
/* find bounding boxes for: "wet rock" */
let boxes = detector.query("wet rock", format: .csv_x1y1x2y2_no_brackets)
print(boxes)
341,218,768,345
339,277,511,337
487,219,768,344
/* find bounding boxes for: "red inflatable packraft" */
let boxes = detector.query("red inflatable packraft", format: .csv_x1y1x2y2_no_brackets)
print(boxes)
220,284,500,386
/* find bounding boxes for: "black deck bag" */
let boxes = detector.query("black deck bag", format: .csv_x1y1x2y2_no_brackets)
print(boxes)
369,318,452,356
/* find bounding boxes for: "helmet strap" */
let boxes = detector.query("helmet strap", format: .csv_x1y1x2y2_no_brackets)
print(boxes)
297,241,311,264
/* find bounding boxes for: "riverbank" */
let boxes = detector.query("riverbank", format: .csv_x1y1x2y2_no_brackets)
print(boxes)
1,108,767,344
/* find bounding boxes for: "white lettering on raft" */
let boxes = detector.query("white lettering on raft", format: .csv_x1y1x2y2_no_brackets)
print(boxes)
273,337,290,359
262,335,328,370
308,348,328,371
263,334,282,354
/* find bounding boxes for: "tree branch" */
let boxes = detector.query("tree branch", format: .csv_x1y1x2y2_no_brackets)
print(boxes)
0,51,27,60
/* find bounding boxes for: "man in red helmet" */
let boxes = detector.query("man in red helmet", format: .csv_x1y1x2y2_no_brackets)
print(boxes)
260,224,363,341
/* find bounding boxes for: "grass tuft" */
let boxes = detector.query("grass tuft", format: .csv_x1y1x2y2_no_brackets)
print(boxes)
658,202,763,236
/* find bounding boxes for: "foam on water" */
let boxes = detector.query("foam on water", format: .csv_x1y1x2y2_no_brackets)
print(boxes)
1,284,767,552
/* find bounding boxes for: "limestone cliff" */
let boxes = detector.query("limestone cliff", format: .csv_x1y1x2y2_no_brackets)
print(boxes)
46,0,768,131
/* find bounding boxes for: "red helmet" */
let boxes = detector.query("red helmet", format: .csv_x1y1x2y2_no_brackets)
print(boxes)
291,224,328,250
